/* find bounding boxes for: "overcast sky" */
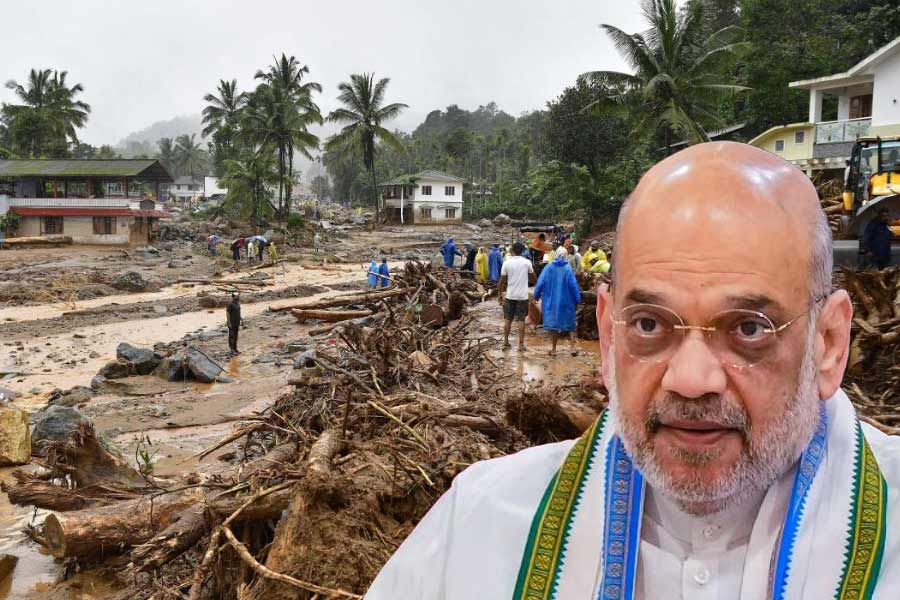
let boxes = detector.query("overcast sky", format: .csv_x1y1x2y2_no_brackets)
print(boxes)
0,0,645,146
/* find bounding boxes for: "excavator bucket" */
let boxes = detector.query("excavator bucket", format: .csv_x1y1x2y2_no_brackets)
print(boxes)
852,194,900,236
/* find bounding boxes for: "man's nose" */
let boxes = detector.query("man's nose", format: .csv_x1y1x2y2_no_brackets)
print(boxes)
661,332,727,399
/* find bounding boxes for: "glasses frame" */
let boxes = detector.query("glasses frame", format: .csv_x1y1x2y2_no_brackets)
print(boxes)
609,297,825,370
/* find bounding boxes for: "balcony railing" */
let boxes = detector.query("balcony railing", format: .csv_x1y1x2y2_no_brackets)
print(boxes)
815,118,871,144
8,197,131,208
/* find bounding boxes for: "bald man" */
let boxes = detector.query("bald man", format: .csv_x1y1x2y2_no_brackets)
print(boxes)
365,143,900,600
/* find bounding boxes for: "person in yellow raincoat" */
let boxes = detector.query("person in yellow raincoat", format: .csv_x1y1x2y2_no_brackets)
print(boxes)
580,240,607,271
475,246,489,281
268,241,278,264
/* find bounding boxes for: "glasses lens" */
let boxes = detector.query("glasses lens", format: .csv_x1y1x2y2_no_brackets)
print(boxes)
708,309,778,368
618,304,681,361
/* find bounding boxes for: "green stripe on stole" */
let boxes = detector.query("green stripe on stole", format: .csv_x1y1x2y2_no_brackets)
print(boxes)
513,412,607,600
835,423,887,600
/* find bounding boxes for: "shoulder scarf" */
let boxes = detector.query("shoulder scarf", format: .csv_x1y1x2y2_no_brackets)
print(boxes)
512,394,886,600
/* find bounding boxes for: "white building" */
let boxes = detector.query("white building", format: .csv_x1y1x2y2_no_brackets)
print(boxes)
381,170,464,224
163,176,204,203
750,35,900,175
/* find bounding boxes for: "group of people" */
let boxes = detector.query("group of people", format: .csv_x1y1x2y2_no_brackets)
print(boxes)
367,258,391,288
226,235,276,265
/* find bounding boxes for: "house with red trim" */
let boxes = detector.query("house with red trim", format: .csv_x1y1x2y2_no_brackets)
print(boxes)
0,159,172,245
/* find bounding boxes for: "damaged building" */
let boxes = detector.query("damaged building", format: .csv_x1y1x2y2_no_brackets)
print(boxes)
0,159,173,245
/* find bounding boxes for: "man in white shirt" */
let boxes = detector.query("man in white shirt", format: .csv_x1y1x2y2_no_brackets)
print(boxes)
366,142,900,600
499,241,535,351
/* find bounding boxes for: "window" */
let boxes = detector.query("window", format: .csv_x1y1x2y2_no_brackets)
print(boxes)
93,216,115,235
445,208,457,219
419,207,432,219
421,185,432,196
849,94,873,119
775,139,785,152
42,216,63,234
445,186,456,196
795,131,805,144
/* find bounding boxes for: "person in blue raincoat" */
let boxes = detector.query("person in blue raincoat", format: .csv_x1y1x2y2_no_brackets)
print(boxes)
488,245,502,282
378,258,391,287
440,237,463,267
367,259,379,289
533,246,581,356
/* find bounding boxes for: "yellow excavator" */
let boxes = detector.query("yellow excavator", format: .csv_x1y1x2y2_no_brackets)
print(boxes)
842,136,900,238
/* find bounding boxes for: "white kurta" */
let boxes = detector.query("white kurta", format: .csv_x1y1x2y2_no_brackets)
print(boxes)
365,391,900,599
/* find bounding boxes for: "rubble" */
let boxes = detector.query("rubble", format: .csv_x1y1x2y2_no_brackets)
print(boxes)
116,343,161,375
111,271,152,292
154,346,225,383
31,405,91,452
492,213,512,226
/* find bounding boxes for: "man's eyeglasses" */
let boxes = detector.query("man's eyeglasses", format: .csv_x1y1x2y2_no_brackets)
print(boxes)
609,300,823,370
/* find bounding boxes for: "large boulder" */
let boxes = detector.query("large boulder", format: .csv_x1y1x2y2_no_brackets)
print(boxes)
111,271,150,292
493,213,512,226
98,360,131,379
47,386,94,407
116,343,161,375
154,346,224,383
31,406,89,452
478,218,493,228
0,408,30,466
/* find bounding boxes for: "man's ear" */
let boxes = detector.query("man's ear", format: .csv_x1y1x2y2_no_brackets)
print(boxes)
597,284,613,386
815,290,853,400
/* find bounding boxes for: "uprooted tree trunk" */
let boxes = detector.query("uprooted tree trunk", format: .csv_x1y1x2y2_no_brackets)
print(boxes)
248,429,343,600
291,309,376,323
43,488,204,558
271,287,414,312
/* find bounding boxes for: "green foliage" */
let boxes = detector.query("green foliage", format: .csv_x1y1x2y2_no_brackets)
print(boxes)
286,213,305,228
325,73,407,218
221,148,279,229
583,0,749,148
173,134,208,182
0,212,21,237
1,68,91,158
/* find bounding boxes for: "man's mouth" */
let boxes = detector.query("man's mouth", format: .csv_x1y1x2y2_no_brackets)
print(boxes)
657,420,739,448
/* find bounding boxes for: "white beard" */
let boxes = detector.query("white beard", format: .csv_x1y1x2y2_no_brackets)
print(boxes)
607,327,821,515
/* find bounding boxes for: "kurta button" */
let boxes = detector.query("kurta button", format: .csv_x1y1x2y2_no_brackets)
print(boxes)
694,567,711,585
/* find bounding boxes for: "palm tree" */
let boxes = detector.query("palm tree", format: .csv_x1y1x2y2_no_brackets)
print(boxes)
173,134,207,184
325,73,408,220
221,148,281,231
3,68,91,157
244,54,322,216
156,137,177,175
201,79,246,137
582,0,747,150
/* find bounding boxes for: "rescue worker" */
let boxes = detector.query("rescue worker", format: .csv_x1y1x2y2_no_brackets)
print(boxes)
534,246,581,356
440,237,463,268
226,293,242,356
367,260,380,289
378,258,391,287
475,247,489,282
488,245,503,282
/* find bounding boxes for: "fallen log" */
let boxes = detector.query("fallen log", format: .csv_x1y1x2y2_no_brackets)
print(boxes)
299,263,345,271
291,308,375,323
0,235,72,246
248,430,343,600
176,278,269,286
270,287,413,312
43,487,204,558
2,477,141,511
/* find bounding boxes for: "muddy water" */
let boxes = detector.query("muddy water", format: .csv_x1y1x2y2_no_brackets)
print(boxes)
0,469,56,599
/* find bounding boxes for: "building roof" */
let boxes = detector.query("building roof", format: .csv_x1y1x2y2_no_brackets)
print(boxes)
790,35,900,90
381,169,465,186
0,159,173,182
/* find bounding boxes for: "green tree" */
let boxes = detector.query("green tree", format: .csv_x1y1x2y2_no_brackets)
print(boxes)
583,0,748,150
245,54,323,216
156,137,177,175
310,174,331,202
202,79,246,176
2,68,91,157
173,134,207,183
325,73,408,219
221,148,279,230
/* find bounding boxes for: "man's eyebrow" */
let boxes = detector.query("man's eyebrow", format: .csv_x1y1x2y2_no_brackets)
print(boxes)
723,294,783,313
623,288,667,305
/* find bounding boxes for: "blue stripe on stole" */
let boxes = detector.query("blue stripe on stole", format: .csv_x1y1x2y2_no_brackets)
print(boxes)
598,437,645,600
771,405,828,600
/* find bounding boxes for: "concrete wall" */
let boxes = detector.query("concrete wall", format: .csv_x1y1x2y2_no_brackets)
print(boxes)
837,83,874,120
411,199,463,224
17,215,131,244
413,179,461,204
873,51,900,129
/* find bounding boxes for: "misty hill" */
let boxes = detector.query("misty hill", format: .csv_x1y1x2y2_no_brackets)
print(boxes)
116,114,204,157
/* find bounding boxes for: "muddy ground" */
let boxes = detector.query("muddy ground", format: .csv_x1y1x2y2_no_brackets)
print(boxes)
0,222,599,600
